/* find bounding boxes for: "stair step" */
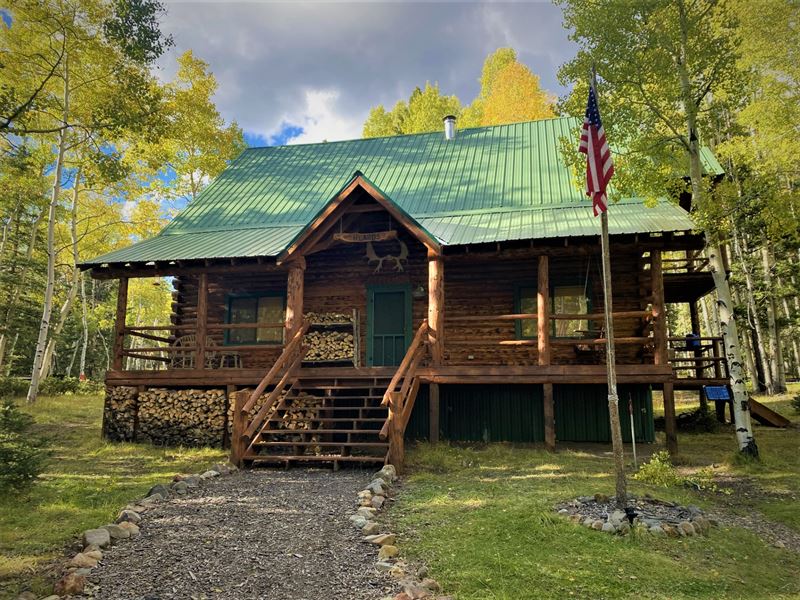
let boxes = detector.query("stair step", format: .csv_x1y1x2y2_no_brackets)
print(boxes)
258,429,382,435
247,454,385,464
277,405,386,411
253,441,389,447
267,417,386,423
300,395,386,400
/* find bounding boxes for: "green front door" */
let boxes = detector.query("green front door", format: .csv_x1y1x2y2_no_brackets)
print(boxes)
367,284,412,366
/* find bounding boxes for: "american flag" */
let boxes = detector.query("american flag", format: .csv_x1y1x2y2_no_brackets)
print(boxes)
578,83,614,216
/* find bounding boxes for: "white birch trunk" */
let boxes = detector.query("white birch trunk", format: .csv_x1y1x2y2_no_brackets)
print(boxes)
733,228,773,393
27,54,69,403
79,271,88,379
761,245,786,392
38,170,81,381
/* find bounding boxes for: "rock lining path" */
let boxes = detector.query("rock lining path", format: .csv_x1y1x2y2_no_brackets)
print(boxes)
89,469,396,600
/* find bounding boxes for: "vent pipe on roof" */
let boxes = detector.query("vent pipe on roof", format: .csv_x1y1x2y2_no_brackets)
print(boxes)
443,115,456,141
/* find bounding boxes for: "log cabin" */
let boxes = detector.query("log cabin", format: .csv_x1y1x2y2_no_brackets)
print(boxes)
80,116,729,470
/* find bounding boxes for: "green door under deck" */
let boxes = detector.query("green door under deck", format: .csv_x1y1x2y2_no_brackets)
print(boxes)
367,284,412,366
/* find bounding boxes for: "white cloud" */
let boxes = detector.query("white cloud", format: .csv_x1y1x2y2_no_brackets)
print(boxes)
155,2,577,146
273,89,364,144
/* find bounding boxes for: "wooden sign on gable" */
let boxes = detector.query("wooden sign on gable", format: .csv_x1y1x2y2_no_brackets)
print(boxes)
332,230,397,243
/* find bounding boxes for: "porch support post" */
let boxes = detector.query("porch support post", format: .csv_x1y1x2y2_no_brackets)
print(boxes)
429,383,440,443
651,250,668,365
663,381,678,455
285,257,306,339
538,256,555,451
428,250,444,364
112,277,128,371
428,250,444,443
196,273,208,369
537,255,551,366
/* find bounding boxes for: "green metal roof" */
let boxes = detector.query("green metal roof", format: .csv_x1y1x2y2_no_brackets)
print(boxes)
83,117,705,267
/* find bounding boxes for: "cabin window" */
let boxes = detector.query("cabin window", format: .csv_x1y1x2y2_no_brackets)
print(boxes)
515,287,538,339
552,285,589,338
225,294,285,345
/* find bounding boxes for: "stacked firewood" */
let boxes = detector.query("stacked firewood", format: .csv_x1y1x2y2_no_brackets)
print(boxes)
103,386,138,442
304,330,355,361
137,388,226,447
305,311,352,325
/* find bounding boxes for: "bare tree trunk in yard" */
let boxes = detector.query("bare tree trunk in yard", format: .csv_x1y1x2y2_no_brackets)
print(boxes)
79,271,88,379
38,174,81,381
28,54,69,404
732,287,758,388
778,281,800,379
761,245,786,392
733,228,773,393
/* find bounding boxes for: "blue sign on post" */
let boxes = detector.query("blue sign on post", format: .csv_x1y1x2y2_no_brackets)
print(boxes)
704,385,730,401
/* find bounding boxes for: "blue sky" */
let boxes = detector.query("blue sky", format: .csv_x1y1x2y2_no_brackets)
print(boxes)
158,1,577,148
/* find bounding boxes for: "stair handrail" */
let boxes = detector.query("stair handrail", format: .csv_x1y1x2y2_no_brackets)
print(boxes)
380,320,429,469
231,319,310,465
382,319,429,407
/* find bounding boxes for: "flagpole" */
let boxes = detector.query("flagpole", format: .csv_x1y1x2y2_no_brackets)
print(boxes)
592,66,627,507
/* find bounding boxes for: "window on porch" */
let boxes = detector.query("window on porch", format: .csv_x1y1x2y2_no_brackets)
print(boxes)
516,284,590,339
226,294,285,345
552,285,589,338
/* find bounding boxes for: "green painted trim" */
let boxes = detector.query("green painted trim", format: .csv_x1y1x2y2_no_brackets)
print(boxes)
224,291,286,346
366,283,413,367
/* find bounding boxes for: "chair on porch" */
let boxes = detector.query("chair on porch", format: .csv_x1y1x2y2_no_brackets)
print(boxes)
170,334,196,369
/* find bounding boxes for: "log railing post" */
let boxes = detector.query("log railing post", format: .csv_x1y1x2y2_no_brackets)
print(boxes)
387,391,404,473
538,256,555,451
285,258,306,341
196,273,208,369
112,277,128,371
651,250,667,366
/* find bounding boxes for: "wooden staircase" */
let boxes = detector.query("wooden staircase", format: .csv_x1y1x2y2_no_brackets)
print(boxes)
246,375,392,468
230,319,429,470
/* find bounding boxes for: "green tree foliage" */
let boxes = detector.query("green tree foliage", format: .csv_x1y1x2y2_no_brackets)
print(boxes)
0,0,241,392
362,83,460,138
137,51,246,204
0,399,48,491
362,48,555,137
464,48,555,127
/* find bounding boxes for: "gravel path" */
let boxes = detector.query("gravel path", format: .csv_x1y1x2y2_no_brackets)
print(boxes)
89,469,397,600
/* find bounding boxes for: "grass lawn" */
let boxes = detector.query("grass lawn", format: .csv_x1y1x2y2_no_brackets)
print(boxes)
390,390,800,599
0,394,226,598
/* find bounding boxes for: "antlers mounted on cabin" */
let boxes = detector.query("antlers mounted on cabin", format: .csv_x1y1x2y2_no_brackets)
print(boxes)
365,240,408,273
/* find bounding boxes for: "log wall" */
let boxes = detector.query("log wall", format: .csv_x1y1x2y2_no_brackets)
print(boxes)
167,228,652,369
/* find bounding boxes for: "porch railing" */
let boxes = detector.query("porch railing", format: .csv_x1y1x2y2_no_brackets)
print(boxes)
230,318,310,466
379,319,429,471
667,335,728,380
445,310,654,351
118,321,286,370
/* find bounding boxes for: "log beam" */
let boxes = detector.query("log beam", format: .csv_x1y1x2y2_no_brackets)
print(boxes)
428,250,444,365
112,277,128,371
285,258,306,339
